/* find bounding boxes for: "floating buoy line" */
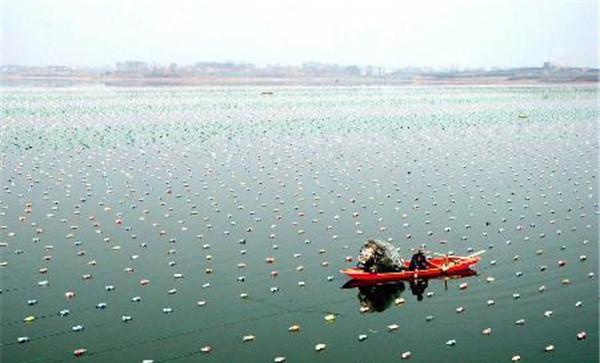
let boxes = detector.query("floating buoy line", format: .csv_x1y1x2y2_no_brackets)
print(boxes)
1,86,597,362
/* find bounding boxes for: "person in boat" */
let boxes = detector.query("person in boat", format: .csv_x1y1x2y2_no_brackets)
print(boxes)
408,249,428,271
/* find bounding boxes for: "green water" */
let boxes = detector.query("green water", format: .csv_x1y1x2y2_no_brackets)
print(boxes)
1,85,598,363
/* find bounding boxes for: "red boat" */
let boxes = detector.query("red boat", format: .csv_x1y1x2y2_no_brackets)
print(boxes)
340,255,482,282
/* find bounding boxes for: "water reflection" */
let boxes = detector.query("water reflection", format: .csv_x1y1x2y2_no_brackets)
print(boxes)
409,279,428,301
357,282,405,312
343,269,478,311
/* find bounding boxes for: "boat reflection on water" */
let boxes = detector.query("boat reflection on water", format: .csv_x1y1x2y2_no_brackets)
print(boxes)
409,279,428,301
355,282,405,312
342,269,477,311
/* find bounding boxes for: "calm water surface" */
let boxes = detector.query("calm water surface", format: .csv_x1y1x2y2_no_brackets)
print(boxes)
1,85,598,363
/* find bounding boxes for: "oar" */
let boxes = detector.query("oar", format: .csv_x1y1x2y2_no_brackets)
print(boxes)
433,250,485,260
431,250,484,272
465,250,486,259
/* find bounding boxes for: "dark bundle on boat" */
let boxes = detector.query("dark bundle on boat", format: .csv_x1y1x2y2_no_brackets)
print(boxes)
357,239,404,273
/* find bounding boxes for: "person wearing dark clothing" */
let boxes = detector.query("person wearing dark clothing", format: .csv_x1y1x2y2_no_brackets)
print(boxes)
408,249,428,271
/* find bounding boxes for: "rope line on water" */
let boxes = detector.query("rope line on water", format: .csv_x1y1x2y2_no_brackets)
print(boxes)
12,295,350,363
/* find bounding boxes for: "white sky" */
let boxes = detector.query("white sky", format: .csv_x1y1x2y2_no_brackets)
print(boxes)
2,0,598,68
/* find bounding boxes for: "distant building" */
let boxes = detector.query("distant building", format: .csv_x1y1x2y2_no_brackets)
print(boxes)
344,65,361,76
362,65,384,77
191,62,257,76
116,61,149,73
1,65,27,74
47,66,73,76
543,61,554,70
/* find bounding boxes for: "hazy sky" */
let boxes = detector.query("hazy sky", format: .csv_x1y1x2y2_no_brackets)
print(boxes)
2,0,598,68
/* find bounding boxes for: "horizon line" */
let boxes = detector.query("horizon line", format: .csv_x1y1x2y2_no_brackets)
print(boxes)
2,60,598,71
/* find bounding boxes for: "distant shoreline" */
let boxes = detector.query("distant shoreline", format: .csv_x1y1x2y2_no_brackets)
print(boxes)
2,75,598,87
